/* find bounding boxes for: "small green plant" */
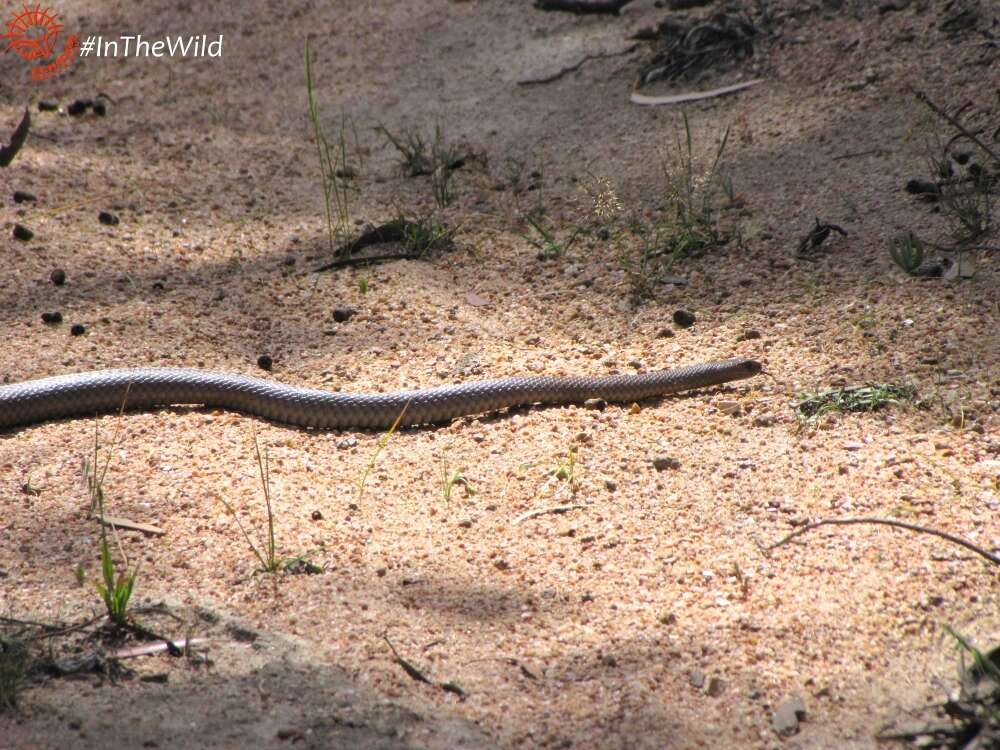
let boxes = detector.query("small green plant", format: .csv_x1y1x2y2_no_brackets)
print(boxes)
797,384,915,419
83,410,139,627
375,123,460,206
306,39,361,253
522,212,579,259
358,276,369,294
219,428,280,573
356,405,408,503
402,216,457,256
441,458,475,502
0,638,28,711
552,448,577,483
889,231,925,274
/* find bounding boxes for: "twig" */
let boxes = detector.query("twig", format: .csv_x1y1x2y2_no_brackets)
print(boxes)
97,514,165,536
914,89,1000,166
630,78,763,106
518,45,638,86
763,517,1000,566
512,504,585,525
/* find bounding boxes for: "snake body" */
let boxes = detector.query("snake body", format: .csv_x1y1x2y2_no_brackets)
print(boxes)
0,358,761,430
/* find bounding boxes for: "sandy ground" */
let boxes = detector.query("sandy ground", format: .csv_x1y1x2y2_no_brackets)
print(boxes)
1,0,999,748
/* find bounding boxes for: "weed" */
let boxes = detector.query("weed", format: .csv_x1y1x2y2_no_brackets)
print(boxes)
402,216,457,256
889,231,925,274
219,427,280,573
522,211,579,260
552,448,577,484
306,39,361,253
358,276,369,294
375,123,460,206
441,458,475,503
81,401,139,627
797,384,915,419
356,405,408,503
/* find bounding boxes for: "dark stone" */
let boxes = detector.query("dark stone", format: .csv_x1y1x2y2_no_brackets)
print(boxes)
98,211,120,226
50,268,66,285
737,329,761,341
257,354,273,371
905,179,939,196
67,99,91,116
41,311,63,324
37,101,58,112
13,224,33,241
333,307,356,323
70,323,86,336
653,456,681,471
673,309,696,328
92,101,107,117
13,191,36,203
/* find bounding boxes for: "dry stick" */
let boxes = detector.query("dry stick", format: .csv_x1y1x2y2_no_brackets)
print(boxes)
763,517,1000,567
914,89,1000,165
533,0,633,14
518,45,638,87
512,504,585,525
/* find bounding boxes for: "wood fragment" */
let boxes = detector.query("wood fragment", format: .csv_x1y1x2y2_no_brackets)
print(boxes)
0,108,29,167
97,514,166,536
630,78,763,106
513,504,585,525
763,517,1000,566
384,635,433,684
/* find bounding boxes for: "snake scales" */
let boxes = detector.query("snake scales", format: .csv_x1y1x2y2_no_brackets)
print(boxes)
0,358,761,430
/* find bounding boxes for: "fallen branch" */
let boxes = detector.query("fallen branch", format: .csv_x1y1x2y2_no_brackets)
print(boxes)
518,45,638,86
630,78,763,106
763,517,1000,566
112,637,206,659
0,108,30,167
97,514,165,536
533,0,633,15
384,634,466,697
513,504,585,525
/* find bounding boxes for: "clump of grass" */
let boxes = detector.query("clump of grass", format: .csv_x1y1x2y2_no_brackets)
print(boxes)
402,216,457,256
797,384,915,419
522,211,580,260
82,402,139,627
219,428,281,574
306,39,362,253
375,123,460,207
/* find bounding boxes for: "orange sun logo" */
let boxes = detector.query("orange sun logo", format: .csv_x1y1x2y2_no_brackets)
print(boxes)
2,5,78,81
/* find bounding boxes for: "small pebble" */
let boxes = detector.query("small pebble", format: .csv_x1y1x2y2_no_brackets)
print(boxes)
656,327,675,338
257,354,273,371
904,178,939,197
652,456,681,471
604,479,617,492
50,269,66,285
92,100,107,117
310,510,323,521
67,99,91,116
772,696,807,736
98,211,119,226
337,437,357,449
333,307,356,323
673,309,696,328
37,101,58,112
41,311,63,324
13,191,36,203
737,329,761,341
584,398,607,411
70,323,86,336
13,224,33,241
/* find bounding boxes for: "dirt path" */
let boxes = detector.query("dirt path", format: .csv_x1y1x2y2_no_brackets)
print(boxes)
2,1,998,748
